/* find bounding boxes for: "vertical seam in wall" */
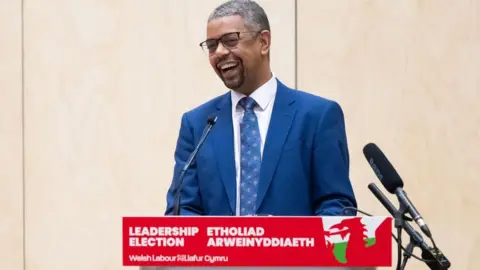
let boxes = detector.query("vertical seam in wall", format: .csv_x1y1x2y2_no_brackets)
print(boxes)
21,0,26,269
294,0,298,89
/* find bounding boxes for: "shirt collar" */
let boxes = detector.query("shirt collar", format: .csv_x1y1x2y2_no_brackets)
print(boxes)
231,73,277,111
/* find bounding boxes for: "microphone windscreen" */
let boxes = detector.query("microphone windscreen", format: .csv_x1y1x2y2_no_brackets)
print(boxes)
363,143,404,193
207,114,218,125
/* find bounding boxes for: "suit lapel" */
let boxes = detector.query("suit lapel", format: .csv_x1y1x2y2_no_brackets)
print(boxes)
212,93,236,213
256,80,297,211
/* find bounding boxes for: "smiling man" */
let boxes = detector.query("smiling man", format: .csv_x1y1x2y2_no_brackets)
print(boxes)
165,0,357,216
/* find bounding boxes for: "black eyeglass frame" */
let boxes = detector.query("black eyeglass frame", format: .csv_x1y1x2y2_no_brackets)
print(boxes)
199,31,261,53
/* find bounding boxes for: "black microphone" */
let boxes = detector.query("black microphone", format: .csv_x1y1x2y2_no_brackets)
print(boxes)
368,183,424,244
172,114,217,216
363,142,432,238
368,182,451,270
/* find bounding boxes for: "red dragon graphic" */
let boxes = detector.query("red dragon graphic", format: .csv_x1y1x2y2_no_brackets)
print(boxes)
324,217,391,265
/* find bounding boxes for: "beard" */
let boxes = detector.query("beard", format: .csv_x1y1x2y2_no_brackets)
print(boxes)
220,67,245,89
216,56,245,90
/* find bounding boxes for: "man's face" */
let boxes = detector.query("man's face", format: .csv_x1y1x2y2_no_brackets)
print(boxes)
203,15,263,92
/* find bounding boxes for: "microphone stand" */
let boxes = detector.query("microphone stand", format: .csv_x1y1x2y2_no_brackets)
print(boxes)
397,195,420,270
397,196,446,270
400,225,451,270
400,236,416,270
393,201,409,270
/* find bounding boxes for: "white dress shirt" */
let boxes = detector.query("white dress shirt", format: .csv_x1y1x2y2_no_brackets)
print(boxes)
230,74,277,215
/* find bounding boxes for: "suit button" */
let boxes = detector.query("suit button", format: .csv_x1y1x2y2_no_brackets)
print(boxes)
229,212,234,216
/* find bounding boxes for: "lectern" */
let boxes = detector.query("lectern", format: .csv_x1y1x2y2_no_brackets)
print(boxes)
123,216,391,269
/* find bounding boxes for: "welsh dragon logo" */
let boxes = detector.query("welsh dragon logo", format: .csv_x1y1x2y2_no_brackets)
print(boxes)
323,217,391,264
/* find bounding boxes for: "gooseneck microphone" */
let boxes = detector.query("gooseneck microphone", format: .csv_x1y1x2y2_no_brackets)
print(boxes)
363,143,432,238
172,114,217,216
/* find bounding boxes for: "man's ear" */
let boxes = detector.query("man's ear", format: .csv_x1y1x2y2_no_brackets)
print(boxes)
259,30,271,56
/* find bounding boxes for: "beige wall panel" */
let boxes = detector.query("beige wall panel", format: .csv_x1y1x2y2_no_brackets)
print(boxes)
23,0,294,269
298,0,479,269
0,1,24,270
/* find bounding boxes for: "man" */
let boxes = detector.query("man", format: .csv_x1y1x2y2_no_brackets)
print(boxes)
165,0,357,216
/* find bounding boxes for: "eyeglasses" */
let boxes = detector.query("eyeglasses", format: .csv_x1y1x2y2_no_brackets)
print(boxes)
199,31,259,54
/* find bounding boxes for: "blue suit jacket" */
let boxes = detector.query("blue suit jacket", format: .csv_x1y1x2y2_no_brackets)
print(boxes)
165,79,357,216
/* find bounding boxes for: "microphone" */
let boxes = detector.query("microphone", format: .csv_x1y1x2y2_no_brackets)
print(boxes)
368,182,424,245
363,142,432,238
368,182,451,270
172,114,217,216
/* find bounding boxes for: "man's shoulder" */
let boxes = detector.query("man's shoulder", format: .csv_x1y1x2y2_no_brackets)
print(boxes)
294,89,335,105
288,87,343,116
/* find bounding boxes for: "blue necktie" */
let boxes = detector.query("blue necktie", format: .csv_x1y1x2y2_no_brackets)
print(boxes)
238,97,262,216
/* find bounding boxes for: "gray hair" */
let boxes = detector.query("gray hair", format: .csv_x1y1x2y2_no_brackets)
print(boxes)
208,0,271,32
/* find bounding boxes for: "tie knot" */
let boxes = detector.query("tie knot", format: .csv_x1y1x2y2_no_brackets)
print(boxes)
239,97,257,112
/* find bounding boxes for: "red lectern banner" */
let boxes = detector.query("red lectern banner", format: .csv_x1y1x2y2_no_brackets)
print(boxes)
122,216,392,267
